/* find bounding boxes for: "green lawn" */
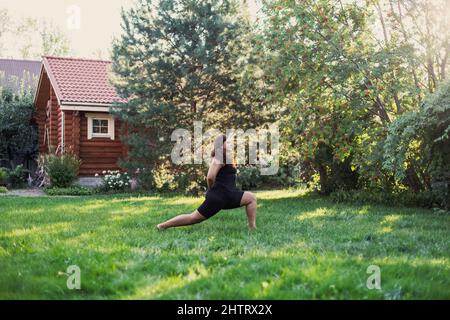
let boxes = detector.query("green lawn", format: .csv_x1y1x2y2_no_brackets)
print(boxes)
0,189,449,299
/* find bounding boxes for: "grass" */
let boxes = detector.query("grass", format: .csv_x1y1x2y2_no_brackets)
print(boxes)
0,189,449,299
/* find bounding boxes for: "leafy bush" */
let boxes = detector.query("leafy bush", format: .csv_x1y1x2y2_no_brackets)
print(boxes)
237,165,261,190
43,153,81,187
7,164,27,188
262,164,302,188
0,167,7,184
173,164,207,196
329,190,437,209
44,186,96,196
0,186,7,193
97,170,131,192
0,88,38,170
384,79,450,209
237,161,302,191
152,163,178,191
133,167,153,191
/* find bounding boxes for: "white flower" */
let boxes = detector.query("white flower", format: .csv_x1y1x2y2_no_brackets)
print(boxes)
95,173,99,177
102,170,106,174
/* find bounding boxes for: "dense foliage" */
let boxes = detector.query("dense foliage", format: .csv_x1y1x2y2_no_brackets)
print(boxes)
41,153,81,188
6,164,27,188
44,186,97,196
0,167,7,184
111,0,449,208
384,79,450,209
111,0,273,194
254,0,449,203
0,88,37,170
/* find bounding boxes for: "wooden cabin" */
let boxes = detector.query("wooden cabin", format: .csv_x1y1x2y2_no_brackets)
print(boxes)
33,56,127,178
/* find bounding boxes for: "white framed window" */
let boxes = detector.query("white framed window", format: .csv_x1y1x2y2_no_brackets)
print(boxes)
86,113,115,140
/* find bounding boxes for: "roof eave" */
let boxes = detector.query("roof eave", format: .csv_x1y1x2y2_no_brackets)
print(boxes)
61,101,113,107
42,57,63,106
32,64,45,106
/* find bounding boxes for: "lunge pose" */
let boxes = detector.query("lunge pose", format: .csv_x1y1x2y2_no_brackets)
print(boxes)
156,134,257,230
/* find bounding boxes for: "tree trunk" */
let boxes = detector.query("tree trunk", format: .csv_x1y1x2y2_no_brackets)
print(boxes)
7,145,14,169
318,164,329,195
404,165,423,193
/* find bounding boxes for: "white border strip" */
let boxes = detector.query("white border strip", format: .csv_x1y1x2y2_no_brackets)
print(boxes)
60,104,110,112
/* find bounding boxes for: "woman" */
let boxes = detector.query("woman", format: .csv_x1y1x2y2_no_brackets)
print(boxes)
156,134,257,230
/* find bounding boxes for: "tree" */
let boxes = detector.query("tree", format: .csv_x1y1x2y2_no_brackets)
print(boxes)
0,88,37,170
0,10,71,59
0,9,10,56
384,79,450,209
111,0,266,192
256,0,385,193
15,18,71,59
256,0,449,194
373,0,449,95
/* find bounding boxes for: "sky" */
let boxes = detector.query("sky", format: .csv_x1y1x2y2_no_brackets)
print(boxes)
0,0,259,60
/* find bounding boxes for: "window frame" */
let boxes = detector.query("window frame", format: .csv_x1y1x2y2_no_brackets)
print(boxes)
86,113,115,140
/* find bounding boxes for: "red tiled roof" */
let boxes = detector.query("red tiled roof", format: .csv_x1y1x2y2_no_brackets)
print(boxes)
43,56,125,105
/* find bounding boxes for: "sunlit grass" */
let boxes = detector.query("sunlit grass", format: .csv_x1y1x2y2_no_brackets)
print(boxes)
0,189,449,299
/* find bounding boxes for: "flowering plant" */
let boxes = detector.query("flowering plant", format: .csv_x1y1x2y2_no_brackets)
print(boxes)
96,170,131,191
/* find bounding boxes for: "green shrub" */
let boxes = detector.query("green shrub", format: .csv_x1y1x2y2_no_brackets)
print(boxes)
237,163,301,191
43,153,81,187
152,163,178,191
134,167,153,191
237,165,261,190
262,164,301,188
7,164,27,188
44,186,96,196
383,79,450,209
0,186,8,193
0,167,7,184
0,88,38,170
174,165,207,196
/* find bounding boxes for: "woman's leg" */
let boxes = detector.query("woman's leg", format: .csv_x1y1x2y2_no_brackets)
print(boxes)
240,191,257,229
156,210,206,230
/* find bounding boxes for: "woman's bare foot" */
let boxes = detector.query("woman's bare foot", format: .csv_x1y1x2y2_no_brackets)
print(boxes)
156,223,166,231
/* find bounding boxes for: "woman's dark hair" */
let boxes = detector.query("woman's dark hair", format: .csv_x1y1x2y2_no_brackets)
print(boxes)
211,134,227,158
211,134,236,167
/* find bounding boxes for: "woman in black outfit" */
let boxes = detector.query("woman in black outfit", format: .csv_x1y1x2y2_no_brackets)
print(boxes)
156,135,257,230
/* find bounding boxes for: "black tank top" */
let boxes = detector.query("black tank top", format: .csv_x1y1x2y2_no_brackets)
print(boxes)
214,164,238,190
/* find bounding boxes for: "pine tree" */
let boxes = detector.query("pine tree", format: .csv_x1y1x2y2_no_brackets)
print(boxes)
111,0,259,180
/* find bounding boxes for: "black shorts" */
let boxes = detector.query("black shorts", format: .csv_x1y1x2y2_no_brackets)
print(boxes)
197,187,245,219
